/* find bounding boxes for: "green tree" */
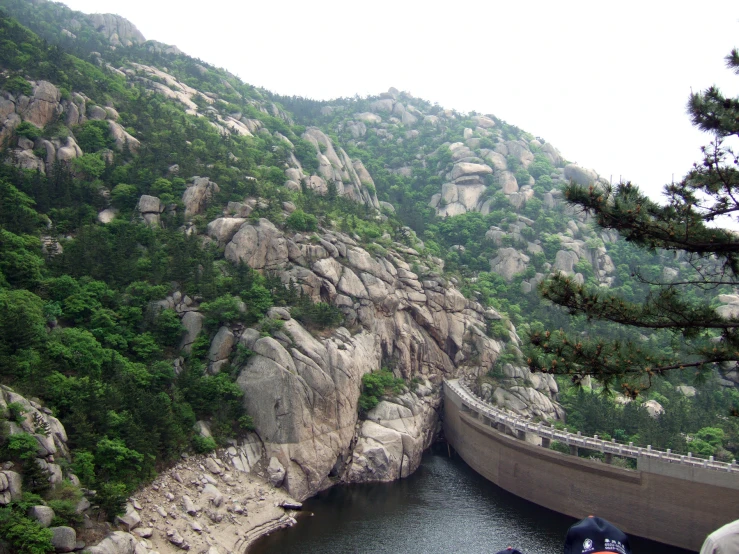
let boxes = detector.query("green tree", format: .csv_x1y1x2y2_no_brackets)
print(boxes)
74,120,112,152
71,153,105,179
110,184,139,212
0,508,53,554
285,209,318,232
528,49,739,396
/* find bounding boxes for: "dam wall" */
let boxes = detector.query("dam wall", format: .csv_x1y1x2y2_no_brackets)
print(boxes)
443,380,739,552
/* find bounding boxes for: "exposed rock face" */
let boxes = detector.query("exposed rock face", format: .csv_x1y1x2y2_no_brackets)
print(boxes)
716,294,739,319
268,457,286,487
182,177,220,218
137,195,164,227
85,531,138,554
498,171,519,194
347,383,440,482
108,120,140,152
541,142,563,165
207,326,234,374
219,222,514,499
298,127,379,208
23,81,62,127
225,218,288,270
475,361,563,420
490,248,530,281
7,148,45,173
554,249,579,274
50,526,77,553
0,386,72,500
179,312,204,353
644,399,665,418
449,162,492,181
471,115,496,128
564,163,599,187
29,505,55,528
356,112,382,124
87,13,146,47
237,320,380,500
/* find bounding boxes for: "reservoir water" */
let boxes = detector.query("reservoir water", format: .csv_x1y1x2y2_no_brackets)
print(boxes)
253,446,694,554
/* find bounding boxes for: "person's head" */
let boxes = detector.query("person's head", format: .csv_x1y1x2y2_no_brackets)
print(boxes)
564,516,631,554
495,548,524,554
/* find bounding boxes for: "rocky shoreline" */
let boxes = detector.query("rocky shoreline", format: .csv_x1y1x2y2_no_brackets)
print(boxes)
113,444,302,554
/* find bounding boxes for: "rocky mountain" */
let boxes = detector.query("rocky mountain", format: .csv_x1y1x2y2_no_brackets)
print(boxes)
0,1,735,552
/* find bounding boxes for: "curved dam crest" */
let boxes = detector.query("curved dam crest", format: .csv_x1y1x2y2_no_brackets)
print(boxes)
443,379,739,552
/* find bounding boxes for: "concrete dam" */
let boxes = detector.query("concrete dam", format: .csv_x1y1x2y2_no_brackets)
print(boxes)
443,379,739,552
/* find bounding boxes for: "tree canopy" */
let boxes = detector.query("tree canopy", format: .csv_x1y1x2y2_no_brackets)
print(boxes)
528,48,739,398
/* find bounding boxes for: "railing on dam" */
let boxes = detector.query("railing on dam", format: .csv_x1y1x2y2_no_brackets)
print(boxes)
446,378,739,474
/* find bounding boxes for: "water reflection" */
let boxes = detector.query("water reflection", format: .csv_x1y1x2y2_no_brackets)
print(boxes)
252,445,694,553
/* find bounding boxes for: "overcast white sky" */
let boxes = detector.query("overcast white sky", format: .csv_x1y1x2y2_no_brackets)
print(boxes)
61,0,739,202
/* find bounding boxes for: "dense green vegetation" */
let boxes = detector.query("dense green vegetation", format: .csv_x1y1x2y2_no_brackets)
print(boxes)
554,374,739,460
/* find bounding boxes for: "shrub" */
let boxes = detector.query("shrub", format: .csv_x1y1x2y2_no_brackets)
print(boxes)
96,482,128,520
238,415,255,431
152,309,185,347
48,498,83,527
294,139,319,174
200,295,242,328
74,120,112,152
15,121,41,140
5,75,32,96
6,402,26,424
5,433,49,493
94,437,144,484
150,177,173,196
486,319,509,341
550,440,570,455
358,369,404,414
291,297,343,330
286,209,318,232
191,434,216,454
110,184,139,212
5,433,38,461
71,153,105,179
695,427,725,449
0,508,54,554
690,438,716,458
243,284,273,321
259,318,284,337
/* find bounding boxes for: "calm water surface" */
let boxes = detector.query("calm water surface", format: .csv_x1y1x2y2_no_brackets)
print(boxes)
253,446,694,554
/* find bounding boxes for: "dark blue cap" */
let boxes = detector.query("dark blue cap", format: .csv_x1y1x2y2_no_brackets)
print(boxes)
564,516,631,554
495,548,524,554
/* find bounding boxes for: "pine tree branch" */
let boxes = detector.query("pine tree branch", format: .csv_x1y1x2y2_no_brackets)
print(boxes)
539,274,739,331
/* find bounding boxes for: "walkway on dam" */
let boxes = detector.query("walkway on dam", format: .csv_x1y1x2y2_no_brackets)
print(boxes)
445,378,739,473
443,378,739,551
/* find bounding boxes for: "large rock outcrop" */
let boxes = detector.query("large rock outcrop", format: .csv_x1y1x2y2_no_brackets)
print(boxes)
86,13,146,47
182,176,220,218
297,127,380,208
219,222,533,500
0,386,72,499
346,382,440,483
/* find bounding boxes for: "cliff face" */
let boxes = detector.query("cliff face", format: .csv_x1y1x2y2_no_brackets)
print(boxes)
199,212,562,499
209,216,505,499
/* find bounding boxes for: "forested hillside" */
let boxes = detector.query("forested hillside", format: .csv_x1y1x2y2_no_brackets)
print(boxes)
0,1,737,551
